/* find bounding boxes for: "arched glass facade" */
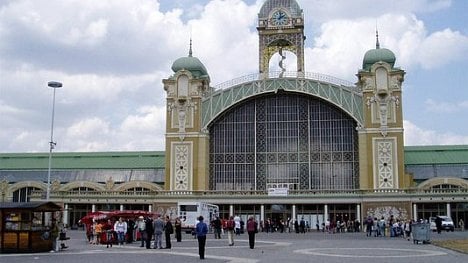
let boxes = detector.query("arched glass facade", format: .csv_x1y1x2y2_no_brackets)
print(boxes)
209,93,359,191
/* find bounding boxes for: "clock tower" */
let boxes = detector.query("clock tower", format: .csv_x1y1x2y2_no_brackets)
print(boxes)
257,0,305,76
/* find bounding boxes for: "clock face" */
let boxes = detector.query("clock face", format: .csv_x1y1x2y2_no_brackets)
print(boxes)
272,10,288,26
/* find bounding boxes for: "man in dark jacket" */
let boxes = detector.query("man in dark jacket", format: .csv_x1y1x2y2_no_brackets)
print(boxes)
144,216,154,249
246,216,258,249
435,216,443,234
212,216,222,239
164,216,173,249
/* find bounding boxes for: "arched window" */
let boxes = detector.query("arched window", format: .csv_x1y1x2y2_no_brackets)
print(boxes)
69,187,96,194
209,93,359,191
124,187,151,195
13,187,40,202
430,184,461,191
177,75,189,98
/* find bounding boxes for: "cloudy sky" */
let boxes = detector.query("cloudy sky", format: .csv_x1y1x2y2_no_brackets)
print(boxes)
1,0,467,153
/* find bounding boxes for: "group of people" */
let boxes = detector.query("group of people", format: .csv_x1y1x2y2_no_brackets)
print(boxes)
87,217,132,248
86,214,259,260
126,214,258,260
364,215,417,240
137,215,178,249
210,215,244,236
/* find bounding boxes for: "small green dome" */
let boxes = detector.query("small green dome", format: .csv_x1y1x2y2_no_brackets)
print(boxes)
362,47,396,71
171,55,208,78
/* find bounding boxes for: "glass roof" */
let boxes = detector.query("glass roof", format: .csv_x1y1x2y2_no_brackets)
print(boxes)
0,169,165,184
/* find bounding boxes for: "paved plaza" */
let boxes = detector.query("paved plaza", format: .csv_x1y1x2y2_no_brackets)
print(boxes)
1,229,467,263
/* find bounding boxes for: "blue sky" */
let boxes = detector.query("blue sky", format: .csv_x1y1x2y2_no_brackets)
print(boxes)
0,0,467,153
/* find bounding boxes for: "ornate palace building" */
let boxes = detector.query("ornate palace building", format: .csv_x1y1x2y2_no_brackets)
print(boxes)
1,0,468,228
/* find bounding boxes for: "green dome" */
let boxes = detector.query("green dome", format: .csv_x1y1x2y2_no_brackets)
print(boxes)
171,55,208,78
362,47,396,71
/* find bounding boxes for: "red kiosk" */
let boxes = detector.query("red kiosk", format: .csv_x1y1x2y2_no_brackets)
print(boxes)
80,210,155,244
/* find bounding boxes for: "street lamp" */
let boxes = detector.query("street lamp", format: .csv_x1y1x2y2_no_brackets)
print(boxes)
46,81,62,200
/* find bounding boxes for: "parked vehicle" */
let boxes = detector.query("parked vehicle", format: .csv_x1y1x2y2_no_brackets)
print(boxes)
429,216,455,232
177,202,218,233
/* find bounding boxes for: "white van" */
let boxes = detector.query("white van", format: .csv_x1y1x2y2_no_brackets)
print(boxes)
177,202,219,233
429,216,455,232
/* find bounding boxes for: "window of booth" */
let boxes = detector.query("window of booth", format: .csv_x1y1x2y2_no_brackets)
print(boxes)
3,212,39,231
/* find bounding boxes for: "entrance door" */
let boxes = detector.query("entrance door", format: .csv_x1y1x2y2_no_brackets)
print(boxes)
268,204,290,232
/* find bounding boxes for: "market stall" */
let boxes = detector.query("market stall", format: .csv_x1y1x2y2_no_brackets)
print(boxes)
0,201,63,253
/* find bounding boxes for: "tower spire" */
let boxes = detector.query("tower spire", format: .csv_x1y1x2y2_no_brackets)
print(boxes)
189,37,193,57
376,29,380,49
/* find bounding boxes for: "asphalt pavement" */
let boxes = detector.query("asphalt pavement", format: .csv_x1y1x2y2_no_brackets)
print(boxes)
1,229,467,263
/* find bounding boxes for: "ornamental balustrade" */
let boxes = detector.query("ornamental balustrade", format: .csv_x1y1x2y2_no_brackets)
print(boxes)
29,188,468,200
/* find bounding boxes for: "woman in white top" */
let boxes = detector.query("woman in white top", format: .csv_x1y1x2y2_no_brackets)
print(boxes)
114,217,127,246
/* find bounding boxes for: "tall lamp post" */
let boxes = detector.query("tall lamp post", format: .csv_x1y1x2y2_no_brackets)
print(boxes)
46,81,62,200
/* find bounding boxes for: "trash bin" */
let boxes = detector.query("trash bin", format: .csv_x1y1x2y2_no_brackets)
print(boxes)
412,223,431,244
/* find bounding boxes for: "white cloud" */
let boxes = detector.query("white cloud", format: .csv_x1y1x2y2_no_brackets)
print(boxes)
58,106,166,152
116,106,166,151
63,117,111,151
404,120,468,145
416,29,468,69
64,19,108,46
425,99,468,113
187,0,260,85
1,0,467,153
303,13,468,80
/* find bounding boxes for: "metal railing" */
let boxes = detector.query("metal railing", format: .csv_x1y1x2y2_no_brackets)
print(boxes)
212,71,356,91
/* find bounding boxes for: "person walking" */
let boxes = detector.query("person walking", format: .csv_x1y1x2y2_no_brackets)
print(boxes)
144,216,153,249
137,216,146,247
114,217,127,246
95,221,103,245
50,219,60,252
213,216,222,239
164,216,173,249
103,219,114,248
246,216,258,249
90,220,98,244
153,215,164,249
195,215,208,260
300,218,306,234
365,216,373,237
378,217,386,237
226,216,235,246
435,216,443,234
127,218,135,243
174,217,182,242
234,215,241,235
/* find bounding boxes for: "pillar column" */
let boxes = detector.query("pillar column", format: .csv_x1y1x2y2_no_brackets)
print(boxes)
63,203,69,227
324,204,329,221
447,203,451,217
292,205,296,221
92,204,96,212
149,205,152,212
229,205,234,217
356,204,361,222
413,203,418,221
260,205,265,223
120,204,124,211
